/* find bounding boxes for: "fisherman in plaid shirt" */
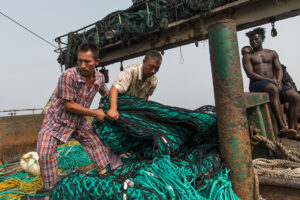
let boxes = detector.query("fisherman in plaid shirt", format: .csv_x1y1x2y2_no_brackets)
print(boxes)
37,43,110,192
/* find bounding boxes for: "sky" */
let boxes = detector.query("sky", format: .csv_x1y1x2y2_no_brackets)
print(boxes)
0,1,299,116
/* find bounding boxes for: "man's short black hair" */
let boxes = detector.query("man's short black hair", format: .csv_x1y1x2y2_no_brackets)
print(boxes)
145,50,162,63
77,43,99,60
246,27,265,40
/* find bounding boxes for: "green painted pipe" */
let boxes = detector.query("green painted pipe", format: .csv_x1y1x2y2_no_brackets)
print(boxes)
208,19,254,200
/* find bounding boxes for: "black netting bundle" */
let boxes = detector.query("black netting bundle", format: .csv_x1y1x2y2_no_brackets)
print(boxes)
93,94,218,159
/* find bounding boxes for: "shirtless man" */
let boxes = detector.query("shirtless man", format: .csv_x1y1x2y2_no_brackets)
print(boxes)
242,27,300,137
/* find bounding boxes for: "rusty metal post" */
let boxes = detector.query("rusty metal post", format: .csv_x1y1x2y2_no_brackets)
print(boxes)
208,19,254,200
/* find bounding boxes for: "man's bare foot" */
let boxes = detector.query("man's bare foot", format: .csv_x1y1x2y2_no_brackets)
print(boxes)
99,168,107,175
278,128,297,138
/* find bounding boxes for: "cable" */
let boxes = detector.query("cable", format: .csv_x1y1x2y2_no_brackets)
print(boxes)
0,11,57,48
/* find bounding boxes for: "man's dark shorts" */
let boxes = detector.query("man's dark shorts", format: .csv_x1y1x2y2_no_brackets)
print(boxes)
249,80,291,102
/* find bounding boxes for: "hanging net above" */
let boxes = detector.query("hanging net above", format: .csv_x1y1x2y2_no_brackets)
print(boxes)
56,0,237,69
51,95,240,200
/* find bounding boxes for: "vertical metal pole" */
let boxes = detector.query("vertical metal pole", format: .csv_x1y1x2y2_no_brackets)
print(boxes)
208,19,254,200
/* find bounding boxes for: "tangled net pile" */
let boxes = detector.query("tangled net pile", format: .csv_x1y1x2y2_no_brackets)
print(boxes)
0,141,93,199
51,95,240,200
57,0,236,69
95,94,218,159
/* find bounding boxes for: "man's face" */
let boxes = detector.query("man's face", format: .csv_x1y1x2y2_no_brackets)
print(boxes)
249,34,264,50
142,58,161,78
77,50,100,77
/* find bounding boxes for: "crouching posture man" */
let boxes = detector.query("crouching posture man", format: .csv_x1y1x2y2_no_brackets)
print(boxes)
37,43,110,192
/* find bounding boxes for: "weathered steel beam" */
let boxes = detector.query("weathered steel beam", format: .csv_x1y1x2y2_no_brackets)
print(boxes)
259,177,300,200
208,19,254,199
99,0,300,66
259,176,300,190
244,92,270,108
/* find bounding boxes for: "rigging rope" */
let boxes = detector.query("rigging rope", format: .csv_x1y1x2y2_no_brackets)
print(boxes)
250,133,300,199
0,11,57,48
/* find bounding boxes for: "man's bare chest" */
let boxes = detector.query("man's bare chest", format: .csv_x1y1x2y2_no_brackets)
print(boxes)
250,53,273,65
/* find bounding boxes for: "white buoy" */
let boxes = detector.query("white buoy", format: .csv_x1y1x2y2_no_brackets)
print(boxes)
20,152,41,176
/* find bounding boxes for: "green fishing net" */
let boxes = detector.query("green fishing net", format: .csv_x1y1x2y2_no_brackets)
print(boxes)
51,95,240,200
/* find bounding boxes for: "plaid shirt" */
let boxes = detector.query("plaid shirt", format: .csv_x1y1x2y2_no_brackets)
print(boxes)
42,66,106,143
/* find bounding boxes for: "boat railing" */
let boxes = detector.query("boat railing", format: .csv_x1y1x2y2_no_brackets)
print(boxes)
0,108,43,117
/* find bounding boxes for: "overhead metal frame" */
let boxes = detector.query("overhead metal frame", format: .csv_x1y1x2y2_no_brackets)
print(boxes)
94,0,300,66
